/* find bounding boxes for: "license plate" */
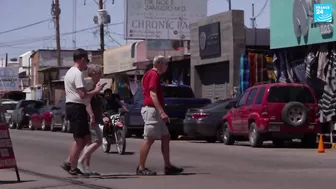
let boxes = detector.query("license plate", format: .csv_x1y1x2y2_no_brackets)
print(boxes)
308,125,315,129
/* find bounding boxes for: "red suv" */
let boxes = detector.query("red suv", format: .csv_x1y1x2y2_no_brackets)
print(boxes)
222,83,319,148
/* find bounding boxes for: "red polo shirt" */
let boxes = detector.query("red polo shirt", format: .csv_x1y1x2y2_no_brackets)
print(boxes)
142,69,164,107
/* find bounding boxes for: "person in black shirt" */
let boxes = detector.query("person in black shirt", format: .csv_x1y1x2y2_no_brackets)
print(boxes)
103,89,128,113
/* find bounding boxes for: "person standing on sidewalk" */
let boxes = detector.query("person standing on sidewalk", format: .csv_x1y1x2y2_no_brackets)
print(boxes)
137,55,184,176
61,48,103,175
77,64,104,175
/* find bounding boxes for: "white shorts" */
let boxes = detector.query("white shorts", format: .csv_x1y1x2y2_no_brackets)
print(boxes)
141,106,170,139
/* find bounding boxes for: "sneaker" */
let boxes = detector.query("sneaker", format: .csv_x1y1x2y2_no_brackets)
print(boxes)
86,168,100,176
136,167,157,176
68,168,89,176
60,162,71,172
165,165,184,175
77,162,87,174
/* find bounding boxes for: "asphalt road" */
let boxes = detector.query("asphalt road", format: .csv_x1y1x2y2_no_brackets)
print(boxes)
2,129,336,189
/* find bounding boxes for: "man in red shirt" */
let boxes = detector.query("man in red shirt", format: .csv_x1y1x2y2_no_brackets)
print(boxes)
137,55,183,176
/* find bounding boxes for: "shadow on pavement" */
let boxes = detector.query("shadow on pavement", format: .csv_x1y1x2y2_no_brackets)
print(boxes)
0,180,35,184
235,142,319,149
99,172,209,179
107,151,135,155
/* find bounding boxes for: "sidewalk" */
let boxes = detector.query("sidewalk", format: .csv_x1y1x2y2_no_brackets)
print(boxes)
0,168,88,189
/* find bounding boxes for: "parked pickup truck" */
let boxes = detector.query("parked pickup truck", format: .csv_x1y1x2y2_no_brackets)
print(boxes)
123,84,212,139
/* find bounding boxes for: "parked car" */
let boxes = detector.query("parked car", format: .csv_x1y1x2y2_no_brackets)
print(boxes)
28,106,53,131
184,98,237,143
2,100,18,123
124,84,212,139
222,83,319,148
9,100,44,129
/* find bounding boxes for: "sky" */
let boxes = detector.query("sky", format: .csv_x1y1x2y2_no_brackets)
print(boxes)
0,0,270,60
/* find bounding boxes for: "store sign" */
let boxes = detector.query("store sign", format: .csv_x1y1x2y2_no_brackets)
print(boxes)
314,4,332,23
199,22,221,59
124,0,207,40
0,68,19,91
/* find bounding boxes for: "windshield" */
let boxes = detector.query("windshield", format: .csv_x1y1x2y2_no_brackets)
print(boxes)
2,103,17,111
268,86,315,103
162,86,195,98
19,101,44,109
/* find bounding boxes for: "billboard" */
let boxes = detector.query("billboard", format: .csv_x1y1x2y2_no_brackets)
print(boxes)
0,68,19,91
124,0,207,40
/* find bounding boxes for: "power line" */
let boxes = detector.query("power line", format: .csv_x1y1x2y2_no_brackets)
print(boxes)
0,18,52,35
255,0,269,18
0,22,123,48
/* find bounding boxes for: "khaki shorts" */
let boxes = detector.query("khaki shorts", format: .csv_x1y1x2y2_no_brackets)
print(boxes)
90,124,103,142
141,106,170,139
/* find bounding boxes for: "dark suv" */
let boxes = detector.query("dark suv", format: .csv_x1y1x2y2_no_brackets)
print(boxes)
222,83,319,148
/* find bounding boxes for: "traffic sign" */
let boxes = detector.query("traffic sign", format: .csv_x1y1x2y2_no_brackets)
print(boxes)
0,106,20,181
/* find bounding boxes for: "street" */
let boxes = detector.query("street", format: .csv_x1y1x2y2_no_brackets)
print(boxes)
1,130,336,189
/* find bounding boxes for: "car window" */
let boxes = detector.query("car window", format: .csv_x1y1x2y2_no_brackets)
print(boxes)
246,88,258,106
2,103,17,111
268,86,315,103
162,86,195,98
202,99,231,109
19,101,44,109
225,101,237,109
237,91,250,107
255,87,266,104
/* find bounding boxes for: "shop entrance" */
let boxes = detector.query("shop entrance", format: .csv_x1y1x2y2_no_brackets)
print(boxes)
196,61,230,101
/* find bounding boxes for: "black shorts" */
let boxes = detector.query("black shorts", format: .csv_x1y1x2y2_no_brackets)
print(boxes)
66,102,90,139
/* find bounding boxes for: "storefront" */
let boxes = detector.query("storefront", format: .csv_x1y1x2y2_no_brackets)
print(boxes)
132,39,191,85
190,10,270,101
270,0,336,128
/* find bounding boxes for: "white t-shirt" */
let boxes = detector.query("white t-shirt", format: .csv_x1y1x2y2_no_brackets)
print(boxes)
64,67,86,104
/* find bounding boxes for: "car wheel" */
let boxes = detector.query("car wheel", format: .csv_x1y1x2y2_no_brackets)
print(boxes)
9,120,16,129
249,122,263,148
41,119,48,131
66,120,72,133
281,102,308,127
50,119,56,132
28,120,34,130
222,122,235,145
272,139,285,148
216,125,224,143
61,118,67,132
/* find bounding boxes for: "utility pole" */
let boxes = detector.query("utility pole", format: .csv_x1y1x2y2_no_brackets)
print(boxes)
5,53,8,67
250,3,257,46
227,0,231,10
99,0,105,53
55,0,61,68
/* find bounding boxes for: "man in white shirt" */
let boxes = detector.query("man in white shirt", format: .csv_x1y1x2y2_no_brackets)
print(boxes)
61,48,103,175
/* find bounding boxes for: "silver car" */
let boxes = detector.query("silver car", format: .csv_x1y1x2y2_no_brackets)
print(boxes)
183,98,237,143
2,100,18,123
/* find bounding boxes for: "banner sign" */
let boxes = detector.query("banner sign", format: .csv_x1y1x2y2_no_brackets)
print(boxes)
0,106,20,181
0,68,19,91
124,0,207,40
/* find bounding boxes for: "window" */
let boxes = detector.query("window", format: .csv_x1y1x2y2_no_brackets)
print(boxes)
225,100,237,109
237,91,250,107
246,88,258,105
268,86,315,103
2,103,17,111
19,100,44,109
202,99,231,109
162,86,195,98
255,87,266,104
